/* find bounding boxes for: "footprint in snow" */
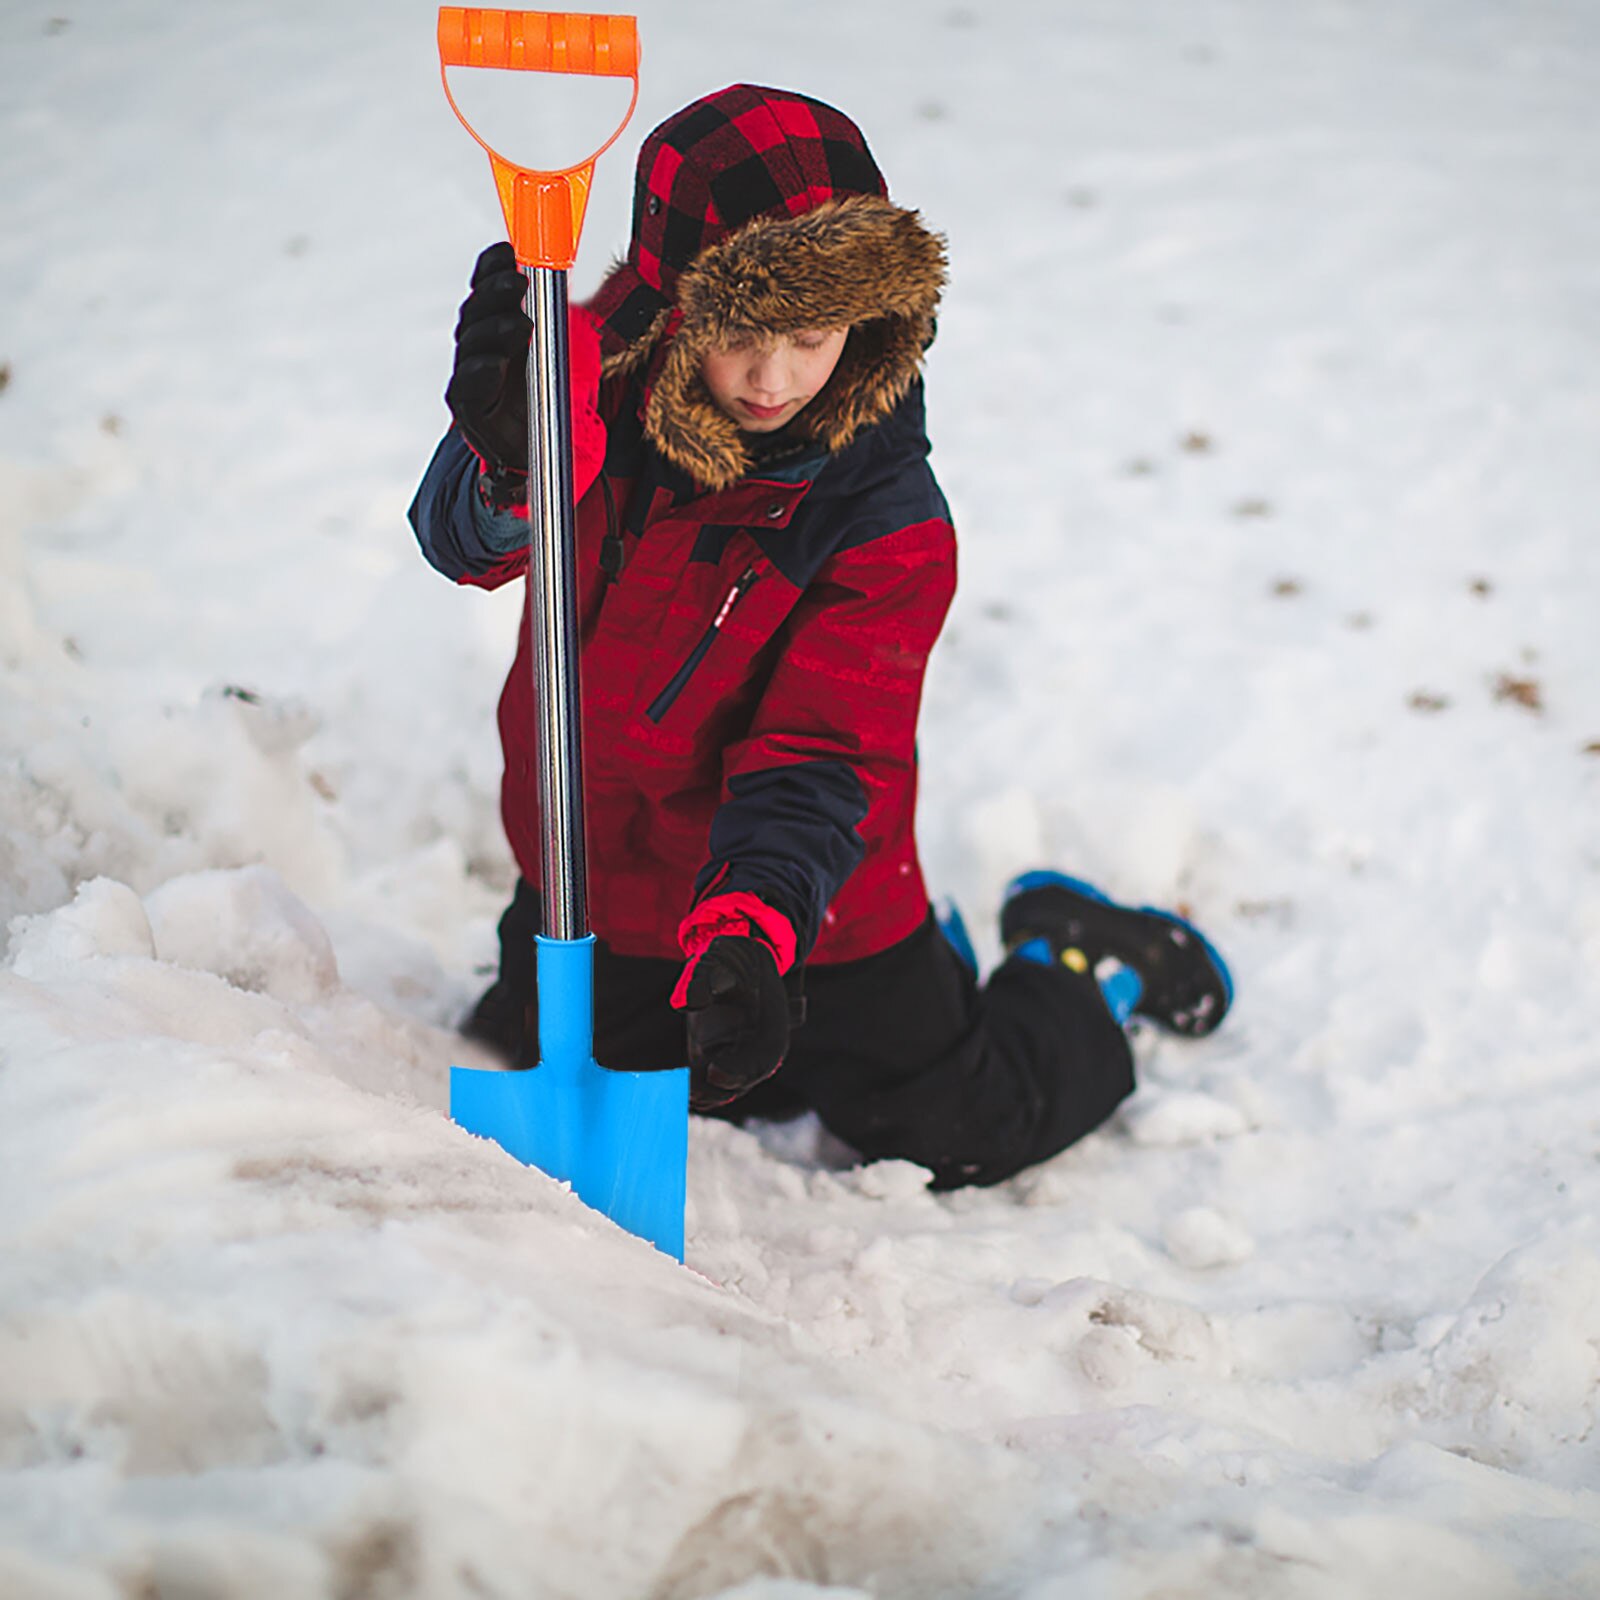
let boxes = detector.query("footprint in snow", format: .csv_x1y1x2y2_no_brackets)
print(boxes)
1035,1278,1231,1390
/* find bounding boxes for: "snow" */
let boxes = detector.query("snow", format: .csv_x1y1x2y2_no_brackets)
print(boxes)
3,1,1599,1596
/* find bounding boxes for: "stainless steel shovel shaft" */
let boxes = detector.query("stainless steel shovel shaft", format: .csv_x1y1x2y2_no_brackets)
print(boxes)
525,266,588,942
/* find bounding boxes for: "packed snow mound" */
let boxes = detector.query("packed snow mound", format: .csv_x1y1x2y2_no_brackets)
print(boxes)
144,865,341,1004
1400,1225,1600,1467
0,885,1035,1598
7,877,157,972
0,678,346,932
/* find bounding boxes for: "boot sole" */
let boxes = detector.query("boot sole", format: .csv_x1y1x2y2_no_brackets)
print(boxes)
1002,871,1234,1037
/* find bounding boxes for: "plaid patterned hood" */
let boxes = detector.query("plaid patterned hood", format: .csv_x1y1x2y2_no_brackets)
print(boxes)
585,85,947,492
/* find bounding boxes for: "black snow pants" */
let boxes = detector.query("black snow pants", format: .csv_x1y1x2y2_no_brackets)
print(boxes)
464,878,1136,1190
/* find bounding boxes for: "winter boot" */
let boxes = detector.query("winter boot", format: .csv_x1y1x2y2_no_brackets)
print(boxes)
1000,870,1233,1038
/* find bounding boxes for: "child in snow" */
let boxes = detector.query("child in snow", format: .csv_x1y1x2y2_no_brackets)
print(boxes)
409,84,1231,1187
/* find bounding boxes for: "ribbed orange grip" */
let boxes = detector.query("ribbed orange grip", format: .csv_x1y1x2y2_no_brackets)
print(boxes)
438,7,640,270
437,9,637,76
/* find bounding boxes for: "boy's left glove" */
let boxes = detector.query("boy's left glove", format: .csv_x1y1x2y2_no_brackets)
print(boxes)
670,893,799,1110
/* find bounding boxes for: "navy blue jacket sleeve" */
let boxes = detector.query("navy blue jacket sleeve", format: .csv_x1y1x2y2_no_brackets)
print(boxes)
694,761,868,955
407,429,529,582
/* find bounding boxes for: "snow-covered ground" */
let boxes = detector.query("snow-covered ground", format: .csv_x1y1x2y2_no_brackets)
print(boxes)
4,1,1599,1595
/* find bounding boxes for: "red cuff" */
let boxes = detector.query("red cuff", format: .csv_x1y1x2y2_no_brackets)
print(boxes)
669,892,797,1008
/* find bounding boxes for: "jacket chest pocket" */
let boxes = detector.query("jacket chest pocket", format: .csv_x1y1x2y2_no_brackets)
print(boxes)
645,564,765,724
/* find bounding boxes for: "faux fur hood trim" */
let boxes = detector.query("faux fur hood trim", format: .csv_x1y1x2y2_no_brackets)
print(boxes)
599,195,946,494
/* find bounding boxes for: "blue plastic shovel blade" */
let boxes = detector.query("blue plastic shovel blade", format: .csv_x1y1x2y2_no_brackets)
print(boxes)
450,935,689,1261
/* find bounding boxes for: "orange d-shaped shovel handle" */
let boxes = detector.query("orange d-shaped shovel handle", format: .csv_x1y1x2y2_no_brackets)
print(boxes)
438,8,640,269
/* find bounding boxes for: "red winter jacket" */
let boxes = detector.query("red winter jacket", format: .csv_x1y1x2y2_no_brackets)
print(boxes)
410,335,955,967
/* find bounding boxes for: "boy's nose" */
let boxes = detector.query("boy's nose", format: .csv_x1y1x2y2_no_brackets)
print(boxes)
748,351,789,396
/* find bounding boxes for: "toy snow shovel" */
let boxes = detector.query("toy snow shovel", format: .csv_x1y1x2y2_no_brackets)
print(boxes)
438,8,689,1260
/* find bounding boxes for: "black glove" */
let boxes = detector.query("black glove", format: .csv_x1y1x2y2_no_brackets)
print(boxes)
445,242,531,475
682,936,791,1110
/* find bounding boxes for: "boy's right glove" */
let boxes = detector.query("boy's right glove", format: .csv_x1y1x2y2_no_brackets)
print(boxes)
670,892,800,1110
446,242,532,476
446,242,609,512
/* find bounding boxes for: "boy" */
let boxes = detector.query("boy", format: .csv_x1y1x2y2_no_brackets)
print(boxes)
409,85,1231,1189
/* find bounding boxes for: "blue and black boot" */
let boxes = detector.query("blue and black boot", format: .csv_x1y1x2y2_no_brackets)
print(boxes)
1000,871,1233,1037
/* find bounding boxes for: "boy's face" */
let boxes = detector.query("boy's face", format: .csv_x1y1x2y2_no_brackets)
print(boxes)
699,328,849,433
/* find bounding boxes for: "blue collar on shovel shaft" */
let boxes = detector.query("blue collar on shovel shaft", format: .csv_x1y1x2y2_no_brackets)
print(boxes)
439,11,688,1261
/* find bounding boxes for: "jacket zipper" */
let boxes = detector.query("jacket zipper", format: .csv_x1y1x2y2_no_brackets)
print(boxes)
646,565,762,724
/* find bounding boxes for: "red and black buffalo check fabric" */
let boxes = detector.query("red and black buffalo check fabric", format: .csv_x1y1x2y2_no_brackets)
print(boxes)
588,84,889,359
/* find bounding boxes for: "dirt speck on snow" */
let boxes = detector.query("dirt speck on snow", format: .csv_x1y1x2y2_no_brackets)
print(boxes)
330,1519,420,1600
1235,897,1294,926
1493,673,1544,714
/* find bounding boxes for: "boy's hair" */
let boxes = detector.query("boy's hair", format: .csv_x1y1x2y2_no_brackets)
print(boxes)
586,85,946,491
